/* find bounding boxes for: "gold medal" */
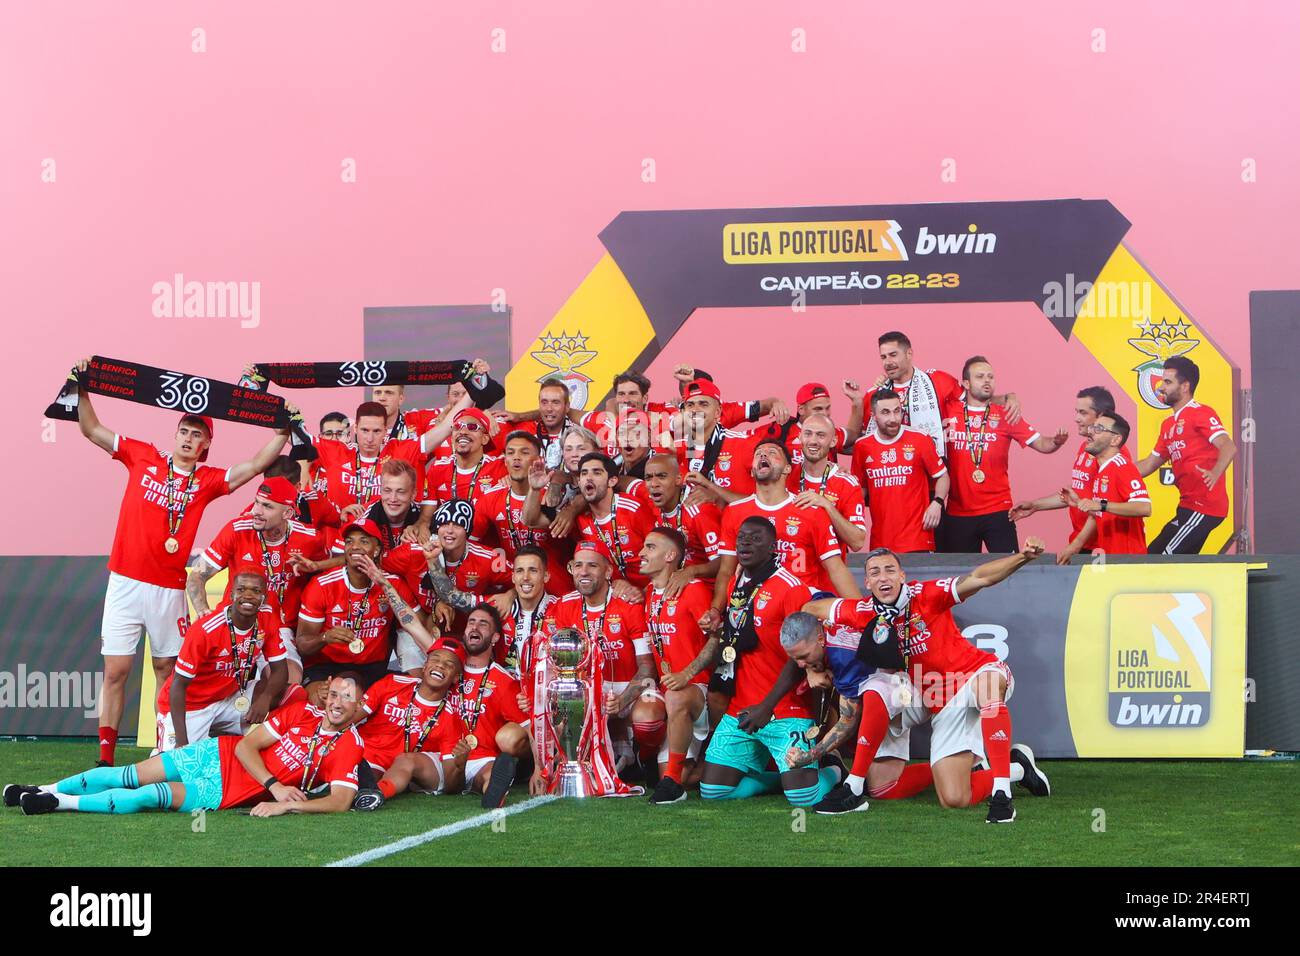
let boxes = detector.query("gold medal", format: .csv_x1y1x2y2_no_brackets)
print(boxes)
805,725,820,742
164,537,180,554
971,468,986,484
233,695,250,715
464,733,479,750
349,637,365,654
721,645,736,663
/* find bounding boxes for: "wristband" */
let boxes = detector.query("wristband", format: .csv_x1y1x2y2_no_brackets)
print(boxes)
540,504,558,520
1099,499,1109,513
263,776,278,791
931,495,945,508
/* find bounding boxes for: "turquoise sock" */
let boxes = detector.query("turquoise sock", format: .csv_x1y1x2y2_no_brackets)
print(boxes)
735,770,781,798
785,767,837,806
54,764,138,795
699,782,735,800
73,783,172,814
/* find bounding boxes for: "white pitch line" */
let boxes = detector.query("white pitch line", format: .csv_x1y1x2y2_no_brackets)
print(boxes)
326,795,560,867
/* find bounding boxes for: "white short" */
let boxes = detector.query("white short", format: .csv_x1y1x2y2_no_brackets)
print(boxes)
154,681,258,752
394,631,426,673
409,750,447,794
927,661,1014,765
607,679,665,719
859,671,930,762
463,755,494,791
101,572,187,658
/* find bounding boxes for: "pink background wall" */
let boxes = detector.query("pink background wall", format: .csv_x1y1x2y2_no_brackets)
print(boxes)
4,1,1296,554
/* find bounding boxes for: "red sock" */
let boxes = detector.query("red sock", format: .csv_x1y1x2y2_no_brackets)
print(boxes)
980,699,1012,795
98,727,118,765
378,779,397,799
850,692,891,778
969,768,994,803
664,751,687,784
870,763,933,799
632,720,666,761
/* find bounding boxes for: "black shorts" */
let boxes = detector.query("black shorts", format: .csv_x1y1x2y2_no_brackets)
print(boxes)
708,673,735,696
1148,508,1224,555
302,659,392,690
937,510,1018,553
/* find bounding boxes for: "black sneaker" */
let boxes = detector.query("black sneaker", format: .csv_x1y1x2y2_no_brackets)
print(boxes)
480,754,518,810
648,775,687,805
351,788,385,812
813,783,870,815
1010,744,1050,797
986,791,1016,823
19,791,58,816
818,750,846,785
3,784,39,808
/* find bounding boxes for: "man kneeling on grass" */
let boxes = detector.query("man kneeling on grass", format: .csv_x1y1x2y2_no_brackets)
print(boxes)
5,674,365,818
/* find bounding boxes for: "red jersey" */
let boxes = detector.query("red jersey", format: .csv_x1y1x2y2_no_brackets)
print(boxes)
424,454,508,515
1066,441,1135,535
1087,453,1149,554
431,542,513,631
673,427,760,499
645,580,712,685
315,438,427,515
450,662,529,759
202,517,327,627
108,436,231,588
851,428,946,553
889,369,963,421
649,399,762,432
157,604,287,712
327,537,430,608
575,491,658,589
388,408,442,442
216,700,364,807
1152,401,1230,517
297,567,418,667
827,577,993,711
724,568,814,719
358,674,466,770
651,497,722,568
755,420,851,467
545,591,650,684
477,484,574,596
785,462,866,557
719,494,841,592
941,400,1040,517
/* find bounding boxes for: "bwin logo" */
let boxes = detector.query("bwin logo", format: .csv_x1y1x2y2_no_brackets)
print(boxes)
50,886,152,936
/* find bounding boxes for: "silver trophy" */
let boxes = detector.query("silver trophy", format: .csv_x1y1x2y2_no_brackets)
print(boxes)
546,627,593,798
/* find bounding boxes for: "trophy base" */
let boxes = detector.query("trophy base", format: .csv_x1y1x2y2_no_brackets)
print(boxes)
550,761,592,798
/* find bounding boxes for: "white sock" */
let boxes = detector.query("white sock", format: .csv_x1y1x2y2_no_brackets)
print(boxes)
38,783,57,794
1010,763,1024,783
993,777,1011,797
846,773,865,796
54,793,79,811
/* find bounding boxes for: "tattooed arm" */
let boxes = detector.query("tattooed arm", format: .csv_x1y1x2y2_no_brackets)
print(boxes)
357,556,437,653
419,540,482,614
186,558,221,615
662,632,721,691
787,693,860,769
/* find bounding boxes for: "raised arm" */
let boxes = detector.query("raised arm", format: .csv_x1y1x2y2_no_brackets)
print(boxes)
1030,428,1070,455
954,537,1045,601
227,407,295,490
73,358,115,453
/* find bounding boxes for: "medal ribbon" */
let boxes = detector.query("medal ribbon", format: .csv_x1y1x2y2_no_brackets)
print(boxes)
962,403,989,474
405,693,450,753
224,609,261,694
592,496,628,576
164,457,199,540
300,724,342,791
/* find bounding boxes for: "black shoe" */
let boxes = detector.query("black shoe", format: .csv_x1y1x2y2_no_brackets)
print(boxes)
19,791,58,816
351,788,385,812
813,783,870,815
1010,744,1050,797
817,750,846,785
480,754,518,810
648,776,687,805
3,784,38,808
986,791,1016,823
617,755,645,785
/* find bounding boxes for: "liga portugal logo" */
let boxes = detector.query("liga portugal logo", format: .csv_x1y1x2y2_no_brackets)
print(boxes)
1129,317,1200,409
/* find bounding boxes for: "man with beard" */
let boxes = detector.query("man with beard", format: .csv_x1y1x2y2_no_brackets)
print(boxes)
420,500,512,635
155,572,289,751
543,541,664,776
349,645,471,809
476,430,574,596
851,389,949,553
1009,386,1125,539
448,605,533,808
694,518,843,807
803,541,1049,822
10,674,365,817
1056,412,1151,562
295,520,433,691
642,453,722,588
939,356,1067,553
370,358,494,442
786,412,867,556
761,381,864,468
639,529,715,804
672,379,762,506
423,408,508,524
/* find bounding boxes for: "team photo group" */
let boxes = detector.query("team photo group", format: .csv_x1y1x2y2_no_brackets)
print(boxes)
4,332,1234,826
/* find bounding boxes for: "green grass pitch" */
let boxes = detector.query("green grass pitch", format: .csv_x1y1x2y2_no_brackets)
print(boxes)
1,741,1295,867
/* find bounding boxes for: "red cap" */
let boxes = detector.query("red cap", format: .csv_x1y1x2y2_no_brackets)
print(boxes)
430,637,468,669
453,407,492,431
682,378,722,402
179,414,215,462
796,382,830,407
255,476,298,507
339,518,385,546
